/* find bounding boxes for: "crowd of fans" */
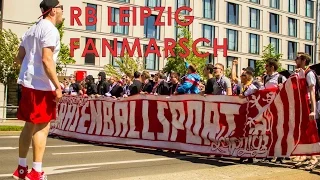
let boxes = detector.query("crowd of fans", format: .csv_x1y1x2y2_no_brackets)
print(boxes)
59,52,320,170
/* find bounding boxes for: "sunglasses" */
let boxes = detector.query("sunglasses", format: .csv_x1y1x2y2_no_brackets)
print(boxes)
55,5,63,10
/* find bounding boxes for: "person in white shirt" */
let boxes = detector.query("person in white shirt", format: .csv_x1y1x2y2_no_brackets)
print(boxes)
263,59,287,89
12,0,63,179
292,52,319,171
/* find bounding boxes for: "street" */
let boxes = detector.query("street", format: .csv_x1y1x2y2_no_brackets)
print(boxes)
0,133,319,180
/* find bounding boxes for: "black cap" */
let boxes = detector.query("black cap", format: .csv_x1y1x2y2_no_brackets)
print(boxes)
39,0,59,18
242,67,255,72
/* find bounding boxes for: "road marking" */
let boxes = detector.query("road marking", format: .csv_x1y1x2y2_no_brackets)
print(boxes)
0,136,19,139
52,149,127,155
0,156,191,177
0,144,93,150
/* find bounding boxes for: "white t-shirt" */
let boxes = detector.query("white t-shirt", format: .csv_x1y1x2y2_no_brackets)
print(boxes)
306,70,317,100
17,19,60,91
264,72,287,89
243,83,259,97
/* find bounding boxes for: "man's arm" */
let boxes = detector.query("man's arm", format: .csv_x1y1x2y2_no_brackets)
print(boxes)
309,85,316,115
42,47,60,90
15,46,26,65
225,79,232,95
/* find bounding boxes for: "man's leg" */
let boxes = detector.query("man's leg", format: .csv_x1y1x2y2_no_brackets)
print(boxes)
19,122,36,165
31,122,50,172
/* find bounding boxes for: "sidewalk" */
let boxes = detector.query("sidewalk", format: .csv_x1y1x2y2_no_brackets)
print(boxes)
0,120,25,127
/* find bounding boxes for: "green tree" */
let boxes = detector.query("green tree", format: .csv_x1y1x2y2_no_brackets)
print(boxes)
163,24,206,79
254,44,284,77
0,29,20,85
104,53,143,79
56,20,76,75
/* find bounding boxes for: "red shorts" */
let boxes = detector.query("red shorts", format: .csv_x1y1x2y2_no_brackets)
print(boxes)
17,86,57,124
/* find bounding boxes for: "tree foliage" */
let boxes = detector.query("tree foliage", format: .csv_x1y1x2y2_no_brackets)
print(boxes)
255,44,284,77
0,29,20,85
56,20,76,75
162,24,206,79
104,53,143,79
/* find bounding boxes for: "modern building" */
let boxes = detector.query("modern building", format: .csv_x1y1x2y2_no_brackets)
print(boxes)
0,0,319,119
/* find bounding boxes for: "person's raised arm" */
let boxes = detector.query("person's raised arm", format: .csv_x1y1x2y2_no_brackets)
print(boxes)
231,58,238,84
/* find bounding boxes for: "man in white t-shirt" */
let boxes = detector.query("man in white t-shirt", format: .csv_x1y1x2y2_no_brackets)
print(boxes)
263,59,287,89
12,0,63,179
293,52,319,171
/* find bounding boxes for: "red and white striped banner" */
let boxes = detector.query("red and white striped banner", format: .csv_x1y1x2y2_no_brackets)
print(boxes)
49,74,320,158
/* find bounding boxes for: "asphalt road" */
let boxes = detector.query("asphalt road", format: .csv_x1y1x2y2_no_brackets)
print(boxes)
0,133,319,180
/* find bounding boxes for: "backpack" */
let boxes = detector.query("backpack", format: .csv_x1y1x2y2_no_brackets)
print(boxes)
306,69,320,101
263,74,284,87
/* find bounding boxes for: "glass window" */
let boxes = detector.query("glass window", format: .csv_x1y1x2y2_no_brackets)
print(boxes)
306,0,314,18
206,53,214,64
250,0,260,3
288,41,297,60
305,44,313,63
270,0,279,9
86,4,97,31
203,0,215,20
227,29,238,51
288,65,295,71
270,37,280,54
144,15,160,39
118,0,129,2
305,22,313,40
270,13,279,33
175,22,189,40
289,0,297,14
144,45,159,70
202,24,214,46
84,38,96,65
227,2,239,25
248,59,256,70
177,0,190,15
110,41,123,67
250,8,260,29
249,33,260,54
145,0,161,7
288,18,297,37
111,8,129,35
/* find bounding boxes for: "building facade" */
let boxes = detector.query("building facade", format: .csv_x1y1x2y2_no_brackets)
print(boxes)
0,0,318,78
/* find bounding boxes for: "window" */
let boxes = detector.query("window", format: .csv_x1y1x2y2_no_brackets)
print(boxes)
86,4,97,31
203,0,215,19
305,22,313,40
202,24,214,46
248,59,256,70
227,2,239,25
249,8,260,29
206,53,214,64
110,40,123,67
111,8,129,35
175,22,189,40
226,56,238,74
289,0,297,14
177,0,190,15
305,44,313,63
227,29,238,51
145,0,161,7
306,0,314,18
84,38,96,65
144,15,160,39
250,0,260,4
288,41,297,60
144,45,159,70
118,0,129,2
270,13,279,33
270,37,280,54
288,18,297,37
288,65,295,71
249,33,260,54
270,0,279,9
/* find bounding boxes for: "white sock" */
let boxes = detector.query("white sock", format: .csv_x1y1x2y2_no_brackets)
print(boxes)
19,158,27,167
33,162,42,172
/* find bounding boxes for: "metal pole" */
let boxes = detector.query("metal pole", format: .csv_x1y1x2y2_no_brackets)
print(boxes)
315,0,319,64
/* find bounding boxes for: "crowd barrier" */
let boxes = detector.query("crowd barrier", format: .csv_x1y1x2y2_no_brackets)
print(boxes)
49,74,320,158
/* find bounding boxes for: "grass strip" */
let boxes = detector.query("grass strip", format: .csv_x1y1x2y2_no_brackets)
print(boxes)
0,126,23,131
